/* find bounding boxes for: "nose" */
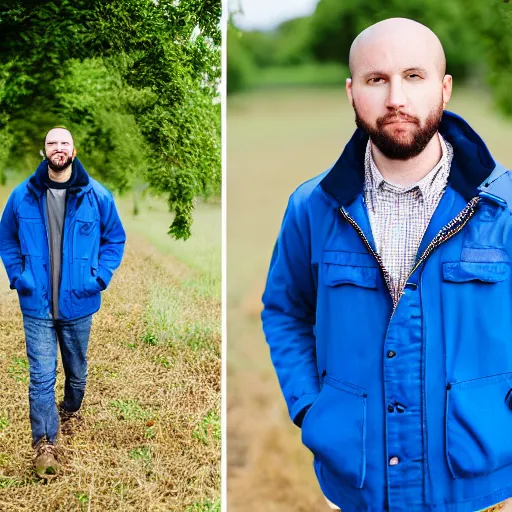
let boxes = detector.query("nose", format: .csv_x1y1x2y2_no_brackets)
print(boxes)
385,77,406,110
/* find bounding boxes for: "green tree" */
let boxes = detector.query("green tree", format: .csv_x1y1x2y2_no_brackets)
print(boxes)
307,0,484,79
465,0,512,116
0,0,221,239
227,23,256,94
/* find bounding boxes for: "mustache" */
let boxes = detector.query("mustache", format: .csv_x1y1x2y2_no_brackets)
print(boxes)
377,111,420,126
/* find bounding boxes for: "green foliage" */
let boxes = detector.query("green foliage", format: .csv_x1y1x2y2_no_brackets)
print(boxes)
142,329,158,346
129,446,152,462
0,412,8,431
0,0,221,239
108,399,153,422
252,63,348,89
227,17,313,93
464,0,512,116
303,0,484,79
227,23,256,94
229,0,512,120
271,17,313,67
193,410,221,444
0,477,25,489
185,501,221,512
7,356,29,384
75,493,89,505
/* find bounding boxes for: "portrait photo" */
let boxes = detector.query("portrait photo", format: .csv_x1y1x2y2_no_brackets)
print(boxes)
227,1,512,511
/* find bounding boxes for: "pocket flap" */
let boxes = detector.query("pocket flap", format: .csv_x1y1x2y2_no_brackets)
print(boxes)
443,261,509,283
323,251,378,289
324,265,377,288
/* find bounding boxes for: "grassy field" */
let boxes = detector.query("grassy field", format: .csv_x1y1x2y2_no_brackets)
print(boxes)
0,187,220,511
227,86,512,511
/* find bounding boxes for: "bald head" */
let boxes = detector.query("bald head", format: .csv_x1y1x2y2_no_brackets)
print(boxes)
349,18,446,79
45,127,73,147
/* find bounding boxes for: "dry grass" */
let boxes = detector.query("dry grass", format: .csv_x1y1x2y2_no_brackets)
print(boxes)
0,190,220,511
226,87,512,511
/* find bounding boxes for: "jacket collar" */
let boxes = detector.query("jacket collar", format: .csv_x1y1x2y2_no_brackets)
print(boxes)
320,110,496,206
27,157,91,198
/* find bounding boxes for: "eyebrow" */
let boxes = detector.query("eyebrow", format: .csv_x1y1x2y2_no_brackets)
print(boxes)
363,67,429,79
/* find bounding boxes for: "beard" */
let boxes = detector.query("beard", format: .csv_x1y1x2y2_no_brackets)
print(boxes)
353,100,444,160
47,154,73,172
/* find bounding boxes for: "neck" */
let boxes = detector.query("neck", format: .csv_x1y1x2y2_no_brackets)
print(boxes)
48,164,72,183
371,133,442,187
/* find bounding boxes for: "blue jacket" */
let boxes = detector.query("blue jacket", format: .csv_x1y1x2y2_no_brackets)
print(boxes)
261,111,512,512
0,158,126,320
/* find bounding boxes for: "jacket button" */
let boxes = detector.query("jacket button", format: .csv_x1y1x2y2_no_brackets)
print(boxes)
387,404,394,413
389,457,399,466
395,403,406,413
387,350,396,358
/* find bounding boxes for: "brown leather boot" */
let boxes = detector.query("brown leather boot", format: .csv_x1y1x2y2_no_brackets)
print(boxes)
33,438,60,479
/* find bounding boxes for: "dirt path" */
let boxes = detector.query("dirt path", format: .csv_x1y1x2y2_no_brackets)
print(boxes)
0,235,220,511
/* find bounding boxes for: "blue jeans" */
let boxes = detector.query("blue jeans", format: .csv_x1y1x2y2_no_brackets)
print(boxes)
22,314,93,446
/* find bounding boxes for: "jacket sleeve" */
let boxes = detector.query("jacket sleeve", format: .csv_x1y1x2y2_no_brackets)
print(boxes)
0,192,22,289
97,191,126,289
261,191,319,426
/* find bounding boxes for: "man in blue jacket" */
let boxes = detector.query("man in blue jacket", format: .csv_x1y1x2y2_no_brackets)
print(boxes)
0,127,126,478
262,18,512,512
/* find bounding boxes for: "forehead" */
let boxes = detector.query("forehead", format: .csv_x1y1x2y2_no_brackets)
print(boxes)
45,129,73,144
352,33,437,76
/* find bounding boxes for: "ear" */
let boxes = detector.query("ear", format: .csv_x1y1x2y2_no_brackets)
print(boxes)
442,74,452,108
72,148,77,157
346,78,353,105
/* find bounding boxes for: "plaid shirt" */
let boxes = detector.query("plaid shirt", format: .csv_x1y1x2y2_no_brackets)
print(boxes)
364,134,453,304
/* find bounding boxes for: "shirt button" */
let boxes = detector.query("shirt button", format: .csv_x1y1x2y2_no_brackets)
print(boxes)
389,457,400,466
387,350,396,358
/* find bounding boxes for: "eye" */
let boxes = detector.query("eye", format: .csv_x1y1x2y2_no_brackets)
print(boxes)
368,77,385,84
407,74,422,80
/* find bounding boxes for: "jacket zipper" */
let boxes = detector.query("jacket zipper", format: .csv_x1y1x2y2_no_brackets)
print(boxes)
42,193,53,311
339,196,480,312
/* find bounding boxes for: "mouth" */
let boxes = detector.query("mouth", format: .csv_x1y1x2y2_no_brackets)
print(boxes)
384,118,414,125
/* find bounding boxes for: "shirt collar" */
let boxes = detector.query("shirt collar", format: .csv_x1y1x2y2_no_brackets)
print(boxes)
365,133,453,196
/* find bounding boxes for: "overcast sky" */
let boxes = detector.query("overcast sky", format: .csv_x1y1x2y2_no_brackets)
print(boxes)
229,0,321,31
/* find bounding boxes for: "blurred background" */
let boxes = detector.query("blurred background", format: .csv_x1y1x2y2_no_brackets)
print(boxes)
227,1,512,510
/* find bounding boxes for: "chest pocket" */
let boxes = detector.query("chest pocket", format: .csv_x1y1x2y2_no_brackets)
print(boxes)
18,217,45,258
442,247,510,284
323,251,378,289
72,195,100,261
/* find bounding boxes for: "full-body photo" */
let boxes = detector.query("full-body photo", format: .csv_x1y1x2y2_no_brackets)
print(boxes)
0,127,126,478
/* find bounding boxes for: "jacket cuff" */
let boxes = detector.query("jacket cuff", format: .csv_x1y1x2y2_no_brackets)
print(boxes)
97,265,112,289
290,393,318,427
294,405,312,428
